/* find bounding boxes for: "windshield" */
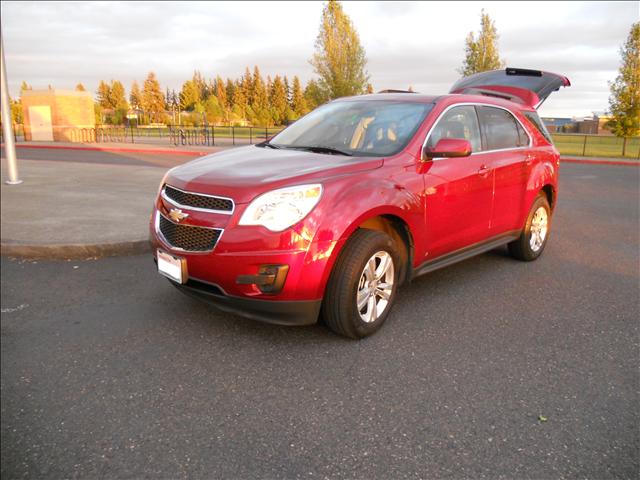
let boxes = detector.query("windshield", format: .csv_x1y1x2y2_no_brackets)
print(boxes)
268,100,433,157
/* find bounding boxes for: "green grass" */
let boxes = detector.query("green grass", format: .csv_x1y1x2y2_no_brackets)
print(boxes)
552,134,640,159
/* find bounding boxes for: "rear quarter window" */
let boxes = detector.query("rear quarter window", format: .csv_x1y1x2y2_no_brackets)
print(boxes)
523,111,553,144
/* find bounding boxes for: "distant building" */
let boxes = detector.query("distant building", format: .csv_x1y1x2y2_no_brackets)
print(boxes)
21,89,95,142
541,117,573,133
542,114,613,135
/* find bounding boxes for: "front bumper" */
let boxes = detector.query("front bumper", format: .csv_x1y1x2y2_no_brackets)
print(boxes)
173,278,322,326
150,195,343,325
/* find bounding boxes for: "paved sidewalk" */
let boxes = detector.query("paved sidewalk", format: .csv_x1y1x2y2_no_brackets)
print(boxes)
1,158,167,259
12,140,225,156
12,139,246,155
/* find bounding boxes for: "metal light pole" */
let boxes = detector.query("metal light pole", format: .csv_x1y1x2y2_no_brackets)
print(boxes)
0,29,21,184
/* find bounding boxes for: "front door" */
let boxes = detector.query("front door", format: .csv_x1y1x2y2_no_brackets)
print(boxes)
29,106,53,141
421,105,493,261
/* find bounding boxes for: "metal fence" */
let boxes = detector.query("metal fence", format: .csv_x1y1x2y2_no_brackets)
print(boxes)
551,134,640,159
4,124,639,159
93,126,285,147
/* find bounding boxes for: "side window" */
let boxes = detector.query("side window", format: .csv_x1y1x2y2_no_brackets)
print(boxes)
426,106,481,152
515,121,530,147
477,106,521,150
523,111,553,144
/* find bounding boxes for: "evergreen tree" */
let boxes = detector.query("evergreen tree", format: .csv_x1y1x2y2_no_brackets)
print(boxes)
310,0,369,101
96,80,111,109
291,76,308,116
459,9,504,76
225,79,235,110
270,75,288,125
141,72,165,122
244,67,255,105
129,81,142,109
607,22,640,137
252,66,268,114
232,78,248,119
180,79,200,111
214,75,228,110
109,80,128,110
75,83,86,92
20,80,31,91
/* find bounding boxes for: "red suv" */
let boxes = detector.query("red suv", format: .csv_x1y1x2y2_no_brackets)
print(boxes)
151,68,570,338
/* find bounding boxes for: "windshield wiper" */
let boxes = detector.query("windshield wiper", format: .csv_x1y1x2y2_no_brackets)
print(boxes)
258,140,281,149
289,145,353,156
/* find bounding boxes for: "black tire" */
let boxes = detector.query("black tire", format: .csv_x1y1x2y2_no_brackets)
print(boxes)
322,229,400,339
508,193,552,261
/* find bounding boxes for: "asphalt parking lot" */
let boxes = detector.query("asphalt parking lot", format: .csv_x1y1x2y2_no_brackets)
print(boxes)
1,163,638,479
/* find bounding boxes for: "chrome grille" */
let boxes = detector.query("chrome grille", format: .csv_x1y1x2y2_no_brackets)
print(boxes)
158,214,222,252
163,185,233,212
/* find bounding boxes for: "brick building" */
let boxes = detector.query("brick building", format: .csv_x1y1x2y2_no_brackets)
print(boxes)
21,89,95,142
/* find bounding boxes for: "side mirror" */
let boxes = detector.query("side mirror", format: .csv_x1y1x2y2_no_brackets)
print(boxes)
422,138,472,161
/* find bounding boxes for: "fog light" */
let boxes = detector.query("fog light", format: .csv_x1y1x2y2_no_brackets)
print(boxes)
236,264,289,294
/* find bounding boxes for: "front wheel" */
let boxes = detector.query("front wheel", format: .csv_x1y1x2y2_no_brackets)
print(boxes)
322,229,399,339
508,193,551,261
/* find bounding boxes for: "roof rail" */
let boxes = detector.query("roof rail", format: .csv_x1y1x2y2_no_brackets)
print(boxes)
460,87,518,102
377,89,417,94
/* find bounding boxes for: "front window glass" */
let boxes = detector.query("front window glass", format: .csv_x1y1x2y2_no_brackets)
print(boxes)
269,100,433,157
425,105,482,152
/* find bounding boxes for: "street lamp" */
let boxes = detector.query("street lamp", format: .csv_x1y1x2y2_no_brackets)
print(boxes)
0,29,21,184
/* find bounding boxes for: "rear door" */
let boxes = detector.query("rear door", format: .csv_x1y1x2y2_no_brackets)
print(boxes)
476,105,531,235
450,68,570,109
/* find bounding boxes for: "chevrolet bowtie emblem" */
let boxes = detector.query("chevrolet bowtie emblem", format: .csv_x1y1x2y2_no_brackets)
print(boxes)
168,208,189,223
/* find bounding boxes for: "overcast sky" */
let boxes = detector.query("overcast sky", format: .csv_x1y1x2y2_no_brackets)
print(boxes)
1,1,637,117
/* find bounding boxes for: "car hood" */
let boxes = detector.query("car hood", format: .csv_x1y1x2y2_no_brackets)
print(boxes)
166,145,383,204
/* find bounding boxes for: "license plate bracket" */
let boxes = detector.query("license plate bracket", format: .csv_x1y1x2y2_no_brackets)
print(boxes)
157,249,187,284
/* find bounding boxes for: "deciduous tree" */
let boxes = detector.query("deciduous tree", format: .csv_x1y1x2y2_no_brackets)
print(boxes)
459,10,504,76
607,22,640,137
310,0,369,102
304,79,323,110
75,83,86,92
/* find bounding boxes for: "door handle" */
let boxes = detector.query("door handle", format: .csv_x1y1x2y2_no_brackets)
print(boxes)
478,164,491,176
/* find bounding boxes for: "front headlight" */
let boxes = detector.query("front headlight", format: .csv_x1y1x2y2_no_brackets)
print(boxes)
239,184,323,232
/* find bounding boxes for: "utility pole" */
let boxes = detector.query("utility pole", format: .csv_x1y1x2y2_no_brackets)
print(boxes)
0,29,21,184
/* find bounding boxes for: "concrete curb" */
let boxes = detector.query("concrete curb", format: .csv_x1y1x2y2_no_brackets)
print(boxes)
560,158,639,167
1,239,151,260
7,143,211,156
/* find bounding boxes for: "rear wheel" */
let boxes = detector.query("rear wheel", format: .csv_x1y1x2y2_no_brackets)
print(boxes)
322,229,399,339
508,193,551,261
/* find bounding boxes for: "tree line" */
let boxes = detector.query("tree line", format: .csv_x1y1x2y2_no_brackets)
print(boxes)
92,68,330,127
